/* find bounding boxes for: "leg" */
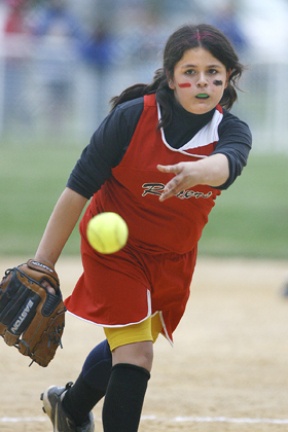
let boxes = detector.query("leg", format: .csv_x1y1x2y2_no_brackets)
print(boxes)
41,316,161,431
112,340,153,370
41,339,112,430
62,339,112,423
101,321,155,432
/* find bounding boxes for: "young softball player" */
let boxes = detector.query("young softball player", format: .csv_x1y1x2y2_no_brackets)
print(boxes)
36,23,252,432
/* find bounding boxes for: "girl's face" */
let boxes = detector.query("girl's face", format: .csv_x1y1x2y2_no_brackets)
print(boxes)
169,47,229,114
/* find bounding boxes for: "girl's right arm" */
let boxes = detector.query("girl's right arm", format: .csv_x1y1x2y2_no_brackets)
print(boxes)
34,187,88,268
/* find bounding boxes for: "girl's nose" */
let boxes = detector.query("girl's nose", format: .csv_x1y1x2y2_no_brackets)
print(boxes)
196,72,208,87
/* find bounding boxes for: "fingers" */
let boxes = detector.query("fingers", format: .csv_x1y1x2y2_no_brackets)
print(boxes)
159,189,173,202
159,175,184,201
159,178,180,201
157,163,183,201
41,279,56,295
157,164,180,174
157,162,199,201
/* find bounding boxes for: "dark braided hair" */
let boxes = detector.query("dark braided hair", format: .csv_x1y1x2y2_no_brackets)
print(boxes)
110,24,244,128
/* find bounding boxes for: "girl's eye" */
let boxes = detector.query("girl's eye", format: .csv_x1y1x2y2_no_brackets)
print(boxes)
184,69,195,75
208,69,218,75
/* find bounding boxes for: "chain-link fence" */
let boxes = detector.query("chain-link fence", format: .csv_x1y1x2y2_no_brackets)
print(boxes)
1,0,288,152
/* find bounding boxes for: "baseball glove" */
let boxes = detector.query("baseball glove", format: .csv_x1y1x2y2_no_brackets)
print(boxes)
0,259,66,367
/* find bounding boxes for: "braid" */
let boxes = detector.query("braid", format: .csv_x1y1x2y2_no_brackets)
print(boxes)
110,68,173,129
110,69,167,110
110,84,147,110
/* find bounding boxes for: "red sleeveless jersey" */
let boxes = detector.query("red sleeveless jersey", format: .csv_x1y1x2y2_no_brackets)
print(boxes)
66,95,224,336
90,94,222,254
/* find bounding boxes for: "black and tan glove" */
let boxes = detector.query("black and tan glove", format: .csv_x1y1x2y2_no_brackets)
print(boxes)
0,259,66,367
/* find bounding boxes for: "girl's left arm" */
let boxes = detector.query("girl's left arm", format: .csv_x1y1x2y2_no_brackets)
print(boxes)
157,153,229,202
34,187,88,267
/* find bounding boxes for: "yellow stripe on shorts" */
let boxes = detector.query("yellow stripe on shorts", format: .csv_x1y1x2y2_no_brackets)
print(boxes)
104,312,163,351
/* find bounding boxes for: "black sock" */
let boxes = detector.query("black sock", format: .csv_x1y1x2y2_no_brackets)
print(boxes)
62,373,103,426
62,339,112,426
102,363,150,432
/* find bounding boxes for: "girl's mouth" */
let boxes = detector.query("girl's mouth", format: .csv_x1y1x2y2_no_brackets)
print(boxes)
196,93,209,99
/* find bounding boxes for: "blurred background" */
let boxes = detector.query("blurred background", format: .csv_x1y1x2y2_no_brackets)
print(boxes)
1,0,288,148
0,0,287,260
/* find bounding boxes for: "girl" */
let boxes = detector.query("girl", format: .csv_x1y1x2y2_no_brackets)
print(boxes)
38,24,252,432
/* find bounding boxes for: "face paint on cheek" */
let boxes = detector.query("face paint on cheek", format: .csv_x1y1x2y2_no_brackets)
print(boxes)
178,82,191,88
213,80,223,86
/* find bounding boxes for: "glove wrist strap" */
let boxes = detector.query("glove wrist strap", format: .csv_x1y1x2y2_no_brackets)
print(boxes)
27,259,55,276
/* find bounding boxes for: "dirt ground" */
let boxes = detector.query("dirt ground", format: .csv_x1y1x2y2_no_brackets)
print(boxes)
0,256,288,432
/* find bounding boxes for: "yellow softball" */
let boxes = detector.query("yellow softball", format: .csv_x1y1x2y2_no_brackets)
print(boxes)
87,212,129,254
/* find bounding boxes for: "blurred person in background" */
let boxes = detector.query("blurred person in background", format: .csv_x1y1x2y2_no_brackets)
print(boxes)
32,22,251,432
209,0,249,55
31,0,83,39
80,19,116,126
30,0,84,134
2,0,32,131
4,0,29,33
81,21,114,71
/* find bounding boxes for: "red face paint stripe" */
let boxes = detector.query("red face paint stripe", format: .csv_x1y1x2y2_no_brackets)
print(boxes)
178,82,191,88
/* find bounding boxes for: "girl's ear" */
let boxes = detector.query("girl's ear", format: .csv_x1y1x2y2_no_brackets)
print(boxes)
166,72,175,90
168,79,175,90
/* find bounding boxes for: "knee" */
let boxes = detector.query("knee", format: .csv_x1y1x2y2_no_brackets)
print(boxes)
112,341,154,372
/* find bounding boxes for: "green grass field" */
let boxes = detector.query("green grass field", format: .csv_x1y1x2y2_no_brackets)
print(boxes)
0,142,287,259
199,153,288,259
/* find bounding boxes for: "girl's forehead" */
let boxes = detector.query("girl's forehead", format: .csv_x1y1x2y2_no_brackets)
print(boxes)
176,47,224,68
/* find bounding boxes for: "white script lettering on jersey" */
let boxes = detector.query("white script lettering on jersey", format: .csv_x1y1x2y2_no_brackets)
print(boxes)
142,183,212,200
